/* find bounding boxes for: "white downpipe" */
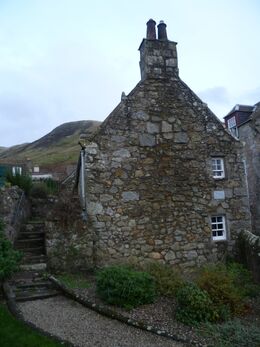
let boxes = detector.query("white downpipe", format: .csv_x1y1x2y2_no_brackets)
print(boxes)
80,148,87,221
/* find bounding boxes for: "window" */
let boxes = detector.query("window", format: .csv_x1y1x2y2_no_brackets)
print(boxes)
227,116,238,138
12,166,22,175
211,158,225,179
211,216,226,241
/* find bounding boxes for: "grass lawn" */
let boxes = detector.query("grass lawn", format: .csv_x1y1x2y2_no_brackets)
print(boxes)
0,304,67,347
56,273,90,289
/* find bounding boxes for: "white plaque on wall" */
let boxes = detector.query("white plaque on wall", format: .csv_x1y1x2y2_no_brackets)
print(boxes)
214,190,225,200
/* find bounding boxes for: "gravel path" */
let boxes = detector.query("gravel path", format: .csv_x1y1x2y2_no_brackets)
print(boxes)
19,296,187,347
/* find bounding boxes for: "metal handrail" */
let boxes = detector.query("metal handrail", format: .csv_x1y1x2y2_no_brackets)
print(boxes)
11,190,25,226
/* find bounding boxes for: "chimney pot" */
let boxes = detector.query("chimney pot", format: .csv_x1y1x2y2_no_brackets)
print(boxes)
146,18,156,39
158,20,168,40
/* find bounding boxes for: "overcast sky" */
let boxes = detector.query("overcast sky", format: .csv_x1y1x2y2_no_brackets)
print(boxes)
0,0,259,147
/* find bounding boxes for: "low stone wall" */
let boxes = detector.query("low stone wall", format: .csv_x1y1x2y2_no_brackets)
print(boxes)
236,230,260,283
0,186,30,242
44,191,94,272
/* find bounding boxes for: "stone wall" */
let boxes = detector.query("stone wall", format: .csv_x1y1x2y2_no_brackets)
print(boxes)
83,76,251,269
44,191,93,272
239,109,260,235
236,230,260,283
0,186,30,242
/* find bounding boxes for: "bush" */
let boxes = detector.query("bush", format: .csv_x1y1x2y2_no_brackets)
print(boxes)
30,183,48,199
175,283,217,325
145,262,184,297
197,264,245,318
227,261,260,298
5,172,32,195
0,221,22,280
96,265,156,309
199,319,260,347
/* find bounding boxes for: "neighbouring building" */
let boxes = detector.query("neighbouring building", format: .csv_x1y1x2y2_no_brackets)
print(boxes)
0,159,29,187
224,103,260,235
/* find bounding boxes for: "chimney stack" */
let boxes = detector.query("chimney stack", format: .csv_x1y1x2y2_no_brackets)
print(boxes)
157,20,168,40
139,19,178,80
146,18,156,39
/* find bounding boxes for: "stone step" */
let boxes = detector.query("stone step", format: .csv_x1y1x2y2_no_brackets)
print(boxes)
16,239,44,250
21,254,46,264
20,263,47,271
18,231,44,240
22,224,45,233
18,246,45,255
15,289,59,302
15,281,52,290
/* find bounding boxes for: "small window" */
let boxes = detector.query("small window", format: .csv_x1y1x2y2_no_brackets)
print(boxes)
211,215,226,241
12,166,22,175
227,116,238,138
211,158,225,179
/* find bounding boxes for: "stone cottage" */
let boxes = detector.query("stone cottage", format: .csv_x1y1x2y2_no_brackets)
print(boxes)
79,19,251,269
224,103,260,236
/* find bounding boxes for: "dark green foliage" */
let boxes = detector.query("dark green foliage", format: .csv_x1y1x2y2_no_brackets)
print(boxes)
57,273,90,289
0,222,22,280
44,178,59,195
96,265,156,309
145,262,184,297
0,304,67,347
199,319,260,347
30,182,48,198
175,283,217,325
226,261,260,298
5,171,32,194
30,179,59,198
197,264,246,317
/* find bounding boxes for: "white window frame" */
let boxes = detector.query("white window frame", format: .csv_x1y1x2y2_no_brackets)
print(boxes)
227,117,238,138
12,166,22,175
211,215,226,241
211,158,225,179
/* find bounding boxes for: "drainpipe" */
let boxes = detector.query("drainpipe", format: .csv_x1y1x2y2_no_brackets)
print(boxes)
79,141,87,221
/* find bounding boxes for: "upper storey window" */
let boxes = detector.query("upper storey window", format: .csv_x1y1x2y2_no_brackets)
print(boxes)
212,158,225,179
227,116,238,138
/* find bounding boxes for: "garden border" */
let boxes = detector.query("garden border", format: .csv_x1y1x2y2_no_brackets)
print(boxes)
49,275,201,347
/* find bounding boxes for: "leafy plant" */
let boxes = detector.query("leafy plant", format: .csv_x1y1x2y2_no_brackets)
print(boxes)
0,221,22,280
226,261,260,298
5,171,32,195
30,182,48,199
199,319,260,347
197,264,246,318
145,262,184,297
96,265,156,309
175,283,217,325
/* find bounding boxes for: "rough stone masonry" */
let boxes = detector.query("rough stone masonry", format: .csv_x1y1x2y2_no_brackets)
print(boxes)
80,19,251,269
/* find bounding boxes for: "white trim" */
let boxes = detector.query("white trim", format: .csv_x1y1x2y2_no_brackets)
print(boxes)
211,215,226,241
211,157,225,179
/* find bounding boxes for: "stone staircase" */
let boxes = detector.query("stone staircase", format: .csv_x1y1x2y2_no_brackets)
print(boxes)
10,210,60,302
15,220,47,271
10,271,59,302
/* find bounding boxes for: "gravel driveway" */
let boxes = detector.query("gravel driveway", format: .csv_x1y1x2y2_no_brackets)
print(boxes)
19,296,187,347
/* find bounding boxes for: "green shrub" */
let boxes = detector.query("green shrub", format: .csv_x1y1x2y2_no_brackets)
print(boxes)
197,265,245,318
199,319,260,347
175,283,217,325
0,222,22,280
226,261,260,298
145,262,184,297
44,178,59,195
30,183,48,199
96,265,156,309
5,172,32,194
